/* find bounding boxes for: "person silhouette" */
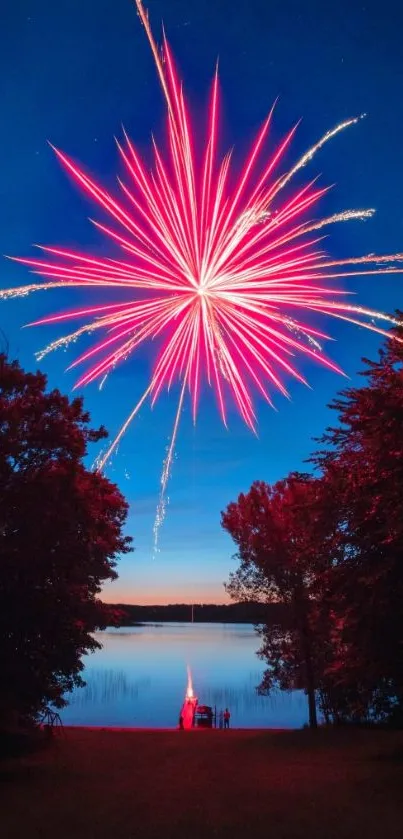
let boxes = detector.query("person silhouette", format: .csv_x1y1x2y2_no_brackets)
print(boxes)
223,708,230,729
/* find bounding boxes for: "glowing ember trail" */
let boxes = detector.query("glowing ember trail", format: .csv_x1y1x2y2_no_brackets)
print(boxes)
3,0,403,547
186,665,194,700
179,666,197,729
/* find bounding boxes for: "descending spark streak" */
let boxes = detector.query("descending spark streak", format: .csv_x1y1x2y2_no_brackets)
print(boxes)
35,322,100,361
272,115,366,199
97,383,153,471
3,0,403,549
153,374,188,552
0,279,94,300
303,208,375,233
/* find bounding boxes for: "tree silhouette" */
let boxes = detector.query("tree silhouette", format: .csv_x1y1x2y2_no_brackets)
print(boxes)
222,473,340,728
312,316,403,721
0,356,132,727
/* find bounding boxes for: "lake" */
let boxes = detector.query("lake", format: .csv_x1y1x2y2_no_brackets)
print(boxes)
61,623,308,728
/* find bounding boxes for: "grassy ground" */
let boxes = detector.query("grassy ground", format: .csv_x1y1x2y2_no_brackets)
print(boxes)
1,727,403,839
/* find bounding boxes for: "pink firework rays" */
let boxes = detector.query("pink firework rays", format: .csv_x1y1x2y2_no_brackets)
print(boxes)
3,0,403,547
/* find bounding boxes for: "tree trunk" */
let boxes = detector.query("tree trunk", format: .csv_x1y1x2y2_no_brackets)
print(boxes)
301,624,317,728
294,582,318,729
296,616,317,728
305,655,318,729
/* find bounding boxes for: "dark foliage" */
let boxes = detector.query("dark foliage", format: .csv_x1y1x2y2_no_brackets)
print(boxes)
311,316,403,722
223,315,403,726
222,473,340,727
0,356,132,727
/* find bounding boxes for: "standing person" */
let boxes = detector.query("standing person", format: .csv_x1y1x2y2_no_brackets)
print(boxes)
223,708,230,729
179,713,184,730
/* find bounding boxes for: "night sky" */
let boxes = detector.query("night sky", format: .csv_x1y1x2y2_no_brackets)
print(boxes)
2,0,402,604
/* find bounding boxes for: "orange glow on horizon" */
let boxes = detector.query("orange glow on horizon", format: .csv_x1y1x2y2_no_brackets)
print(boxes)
101,581,232,606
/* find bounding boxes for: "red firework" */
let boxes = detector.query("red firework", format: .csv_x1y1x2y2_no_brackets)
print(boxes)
3,0,402,541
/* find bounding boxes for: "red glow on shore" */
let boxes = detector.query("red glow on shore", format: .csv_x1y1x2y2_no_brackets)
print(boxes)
180,666,197,729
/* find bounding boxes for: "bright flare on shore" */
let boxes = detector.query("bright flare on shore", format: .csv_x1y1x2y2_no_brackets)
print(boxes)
3,0,402,547
186,666,194,701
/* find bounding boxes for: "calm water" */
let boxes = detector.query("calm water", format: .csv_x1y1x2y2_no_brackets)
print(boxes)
61,623,307,728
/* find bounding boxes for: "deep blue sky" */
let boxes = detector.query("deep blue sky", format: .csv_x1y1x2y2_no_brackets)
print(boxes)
2,0,402,603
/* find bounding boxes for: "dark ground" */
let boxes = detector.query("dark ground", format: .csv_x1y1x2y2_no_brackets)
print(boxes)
1,727,403,839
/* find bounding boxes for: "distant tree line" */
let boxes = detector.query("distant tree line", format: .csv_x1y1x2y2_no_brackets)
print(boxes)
112,601,288,625
222,317,403,728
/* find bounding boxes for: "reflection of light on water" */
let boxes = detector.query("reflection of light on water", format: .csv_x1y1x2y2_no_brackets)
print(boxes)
202,672,268,714
69,669,151,707
61,624,308,728
202,671,306,718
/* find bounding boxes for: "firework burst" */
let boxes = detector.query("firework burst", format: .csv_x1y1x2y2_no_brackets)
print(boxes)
3,0,402,549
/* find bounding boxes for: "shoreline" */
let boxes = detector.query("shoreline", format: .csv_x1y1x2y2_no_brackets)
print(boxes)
60,724,291,732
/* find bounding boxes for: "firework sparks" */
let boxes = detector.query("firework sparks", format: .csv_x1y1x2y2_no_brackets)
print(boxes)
186,665,194,700
3,0,403,548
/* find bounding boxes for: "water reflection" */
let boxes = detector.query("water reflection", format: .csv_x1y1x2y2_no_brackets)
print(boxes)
69,670,151,707
203,671,270,715
61,623,307,728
